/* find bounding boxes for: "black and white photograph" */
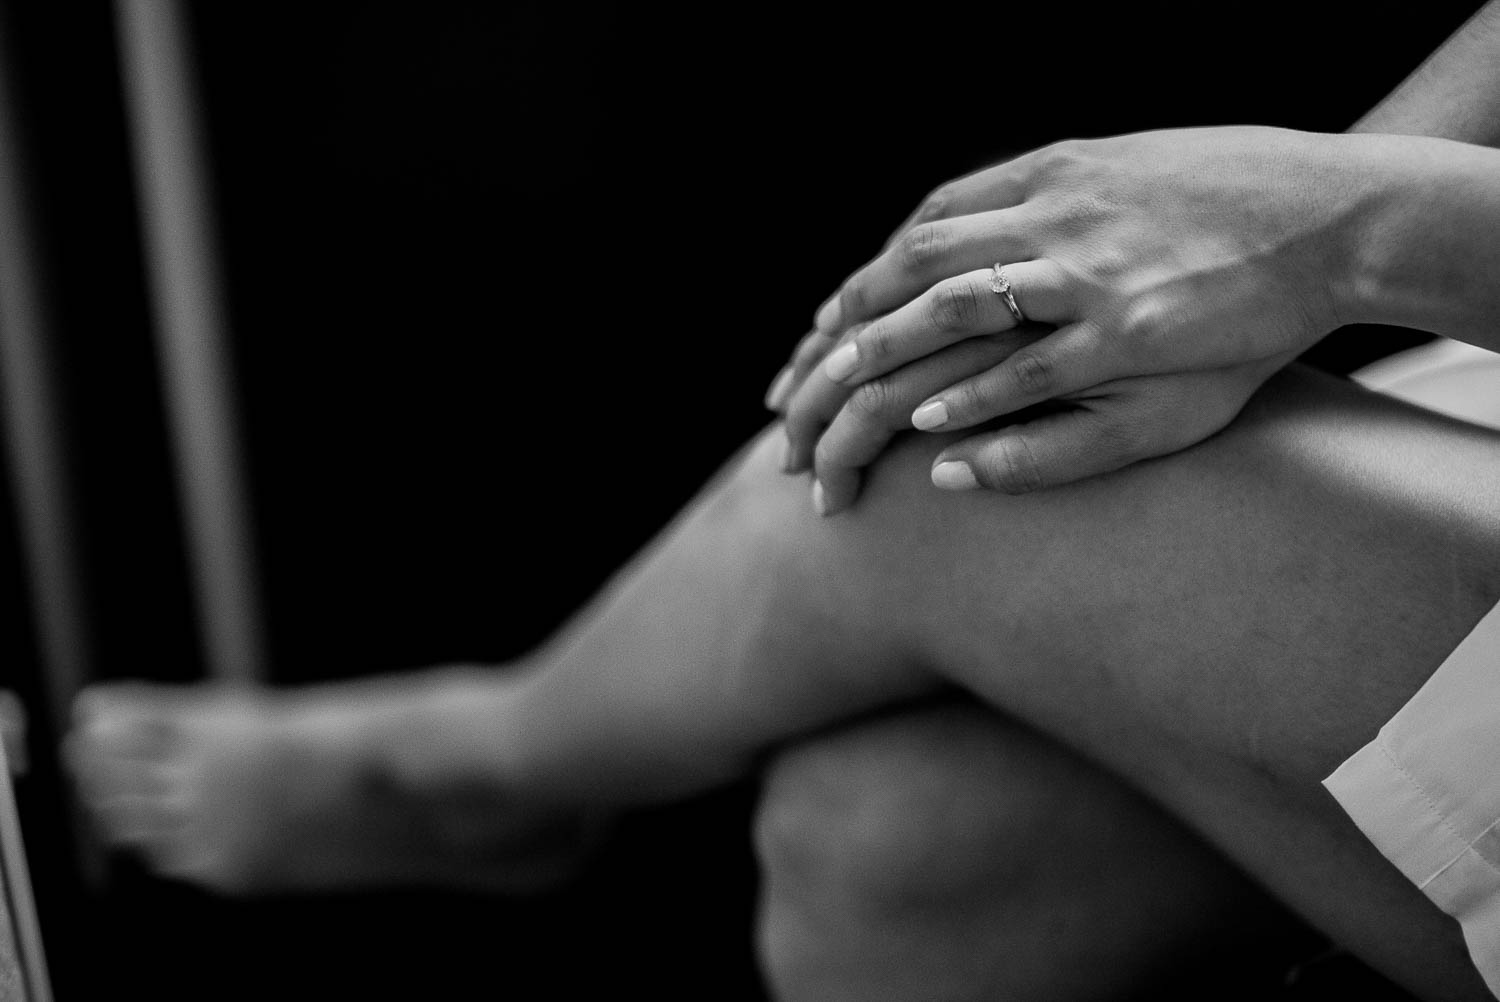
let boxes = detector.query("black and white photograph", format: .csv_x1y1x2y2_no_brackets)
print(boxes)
2,2,1500,998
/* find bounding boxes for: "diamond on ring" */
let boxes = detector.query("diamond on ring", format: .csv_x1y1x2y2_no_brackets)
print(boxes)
989,264,1026,325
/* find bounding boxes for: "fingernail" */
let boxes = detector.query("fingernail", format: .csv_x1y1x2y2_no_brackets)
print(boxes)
911,400,949,430
764,367,794,411
811,479,830,516
779,436,796,473
932,461,978,491
815,297,842,333
823,342,860,383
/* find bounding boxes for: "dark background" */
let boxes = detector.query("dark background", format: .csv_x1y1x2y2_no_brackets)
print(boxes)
0,2,1481,998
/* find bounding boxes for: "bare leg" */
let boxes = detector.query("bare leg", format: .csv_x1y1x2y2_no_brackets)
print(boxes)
71,366,1500,997
485,363,1497,999
754,701,1308,1002
754,348,1500,1002
68,674,606,893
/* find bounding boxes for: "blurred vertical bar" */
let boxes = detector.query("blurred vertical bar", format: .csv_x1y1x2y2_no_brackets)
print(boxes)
114,0,267,685
0,1,92,776
0,8,61,928
0,741,50,1002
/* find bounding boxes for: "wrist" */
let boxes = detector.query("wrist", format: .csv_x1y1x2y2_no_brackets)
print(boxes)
1331,134,1500,336
1232,130,1390,337
1296,132,1402,331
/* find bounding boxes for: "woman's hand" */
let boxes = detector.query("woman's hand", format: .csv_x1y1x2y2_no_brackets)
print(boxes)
773,126,1367,513
778,321,1053,512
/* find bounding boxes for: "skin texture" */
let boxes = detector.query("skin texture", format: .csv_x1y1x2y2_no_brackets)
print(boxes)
754,702,1317,1001
745,12,1500,992
65,9,1500,998
71,366,1500,999
775,128,1500,514
495,366,1500,1001
764,0,1500,510
67,674,606,894
776,126,1346,510
1351,0,1500,146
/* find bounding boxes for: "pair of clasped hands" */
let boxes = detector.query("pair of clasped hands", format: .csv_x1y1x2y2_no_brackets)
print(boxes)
763,125,1365,516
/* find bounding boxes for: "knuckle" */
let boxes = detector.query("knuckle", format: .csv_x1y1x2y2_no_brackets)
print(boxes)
983,436,1046,494
1117,301,1151,341
839,280,867,322
914,184,956,224
928,278,984,331
1035,138,1089,180
895,223,946,275
1032,141,1073,183
1009,349,1055,397
1028,139,1112,207
1097,418,1149,464
1049,190,1111,237
846,378,897,423
1117,299,1174,361
856,323,891,365
944,378,988,421
1079,243,1131,283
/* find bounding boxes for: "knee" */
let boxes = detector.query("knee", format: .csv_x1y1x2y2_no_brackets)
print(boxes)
752,709,1068,999
754,748,928,915
753,707,1057,910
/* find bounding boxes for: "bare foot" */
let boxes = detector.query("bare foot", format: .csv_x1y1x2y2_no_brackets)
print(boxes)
66,675,607,895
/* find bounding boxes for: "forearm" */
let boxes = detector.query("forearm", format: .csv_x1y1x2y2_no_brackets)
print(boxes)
1345,2,1500,341
1332,133,1500,350
1350,1,1500,145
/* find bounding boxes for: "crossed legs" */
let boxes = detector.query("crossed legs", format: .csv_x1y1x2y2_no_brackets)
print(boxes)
754,700,1314,1001
73,365,1500,999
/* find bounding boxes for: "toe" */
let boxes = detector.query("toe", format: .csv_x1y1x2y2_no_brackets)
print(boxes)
94,790,189,845
71,684,191,762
